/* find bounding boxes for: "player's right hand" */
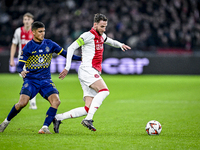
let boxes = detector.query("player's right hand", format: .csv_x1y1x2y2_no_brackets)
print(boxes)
21,71,29,78
10,60,15,66
59,69,68,80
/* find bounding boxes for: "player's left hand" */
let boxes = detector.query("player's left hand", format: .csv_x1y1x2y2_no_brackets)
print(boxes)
121,44,131,52
59,69,68,80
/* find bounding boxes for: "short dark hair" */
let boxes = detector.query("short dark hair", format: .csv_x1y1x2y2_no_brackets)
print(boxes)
32,21,45,31
94,13,107,23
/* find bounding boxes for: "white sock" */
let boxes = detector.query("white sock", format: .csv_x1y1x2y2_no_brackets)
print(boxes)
55,107,88,121
4,118,10,123
29,96,36,105
85,90,109,120
42,125,48,128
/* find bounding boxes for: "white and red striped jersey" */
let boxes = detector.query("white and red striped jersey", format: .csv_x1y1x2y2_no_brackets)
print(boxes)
65,27,123,72
12,26,33,59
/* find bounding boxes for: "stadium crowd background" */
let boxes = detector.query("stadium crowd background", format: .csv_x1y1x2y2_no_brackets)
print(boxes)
0,0,200,56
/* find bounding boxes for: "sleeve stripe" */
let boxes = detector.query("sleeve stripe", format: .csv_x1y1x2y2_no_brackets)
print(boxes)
57,48,63,55
104,36,107,42
76,37,84,46
19,60,26,63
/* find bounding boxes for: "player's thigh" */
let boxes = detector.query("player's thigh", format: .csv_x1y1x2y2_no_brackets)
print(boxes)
78,66,106,92
90,79,108,92
79,78,97,101
20,79,39,99
78,66,102,87
39,79,59,100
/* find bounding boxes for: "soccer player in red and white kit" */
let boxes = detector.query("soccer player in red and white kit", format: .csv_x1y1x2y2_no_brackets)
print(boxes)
53,13,131,132
9,12,37,109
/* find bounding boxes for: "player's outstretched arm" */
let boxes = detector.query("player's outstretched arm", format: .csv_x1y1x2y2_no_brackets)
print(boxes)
59,49,81,61
59,38,82,80
59,69,68,80
104,37,131,51
60,40,80,80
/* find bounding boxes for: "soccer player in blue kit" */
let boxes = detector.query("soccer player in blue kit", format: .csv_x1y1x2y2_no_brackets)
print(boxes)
0,21,81,134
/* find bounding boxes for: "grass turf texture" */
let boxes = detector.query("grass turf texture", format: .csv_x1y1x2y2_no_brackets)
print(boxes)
0,74,199,150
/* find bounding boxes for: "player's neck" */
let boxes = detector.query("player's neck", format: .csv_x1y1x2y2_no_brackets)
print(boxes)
92,27,101,36
33,38,43,44
24,26,31,31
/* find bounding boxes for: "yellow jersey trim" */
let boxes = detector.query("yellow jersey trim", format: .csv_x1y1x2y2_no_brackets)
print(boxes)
19,60,26,63
57,48,63,55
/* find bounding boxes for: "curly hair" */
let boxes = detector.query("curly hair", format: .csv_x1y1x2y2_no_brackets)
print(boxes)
94,13,108,23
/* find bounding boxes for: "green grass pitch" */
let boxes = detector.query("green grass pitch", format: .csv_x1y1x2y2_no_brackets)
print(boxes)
0,74,199,150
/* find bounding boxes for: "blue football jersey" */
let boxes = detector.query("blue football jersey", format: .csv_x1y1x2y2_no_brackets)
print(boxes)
19,39,64,79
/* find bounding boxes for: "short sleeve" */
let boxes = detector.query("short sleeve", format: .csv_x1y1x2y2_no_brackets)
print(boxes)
12,28,20,45
18,44,30,62
50,40,63,54
79,32,93,45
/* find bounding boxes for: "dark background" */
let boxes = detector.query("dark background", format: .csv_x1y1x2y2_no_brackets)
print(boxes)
0,0,200,74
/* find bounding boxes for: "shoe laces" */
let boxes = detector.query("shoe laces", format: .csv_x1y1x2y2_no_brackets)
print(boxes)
88,120,94,125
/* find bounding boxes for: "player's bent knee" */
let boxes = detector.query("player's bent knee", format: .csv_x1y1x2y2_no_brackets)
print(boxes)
16,101,28,109
48,94,60,106
52,99,60,108
104,91,110,97
56,100,61,106
99,88,110,98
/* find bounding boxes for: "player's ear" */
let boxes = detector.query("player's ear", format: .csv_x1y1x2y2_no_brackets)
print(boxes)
93,22,97,29
32,29,36,35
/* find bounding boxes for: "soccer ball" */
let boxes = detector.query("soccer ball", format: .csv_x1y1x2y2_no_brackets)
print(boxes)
145,120,162,135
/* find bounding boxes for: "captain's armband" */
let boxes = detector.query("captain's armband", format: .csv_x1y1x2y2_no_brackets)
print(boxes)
76,37,85,47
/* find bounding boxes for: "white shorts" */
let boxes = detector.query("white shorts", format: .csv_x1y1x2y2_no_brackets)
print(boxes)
78,66,102,99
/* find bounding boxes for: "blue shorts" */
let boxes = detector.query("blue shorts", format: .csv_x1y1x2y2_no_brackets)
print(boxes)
20,78,59,100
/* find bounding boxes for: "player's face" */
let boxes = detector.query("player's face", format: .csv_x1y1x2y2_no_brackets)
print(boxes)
23,16,33,28
95,20,107,35
33,28,45,42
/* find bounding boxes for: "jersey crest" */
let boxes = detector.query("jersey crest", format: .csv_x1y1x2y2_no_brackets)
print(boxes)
45,46,50,52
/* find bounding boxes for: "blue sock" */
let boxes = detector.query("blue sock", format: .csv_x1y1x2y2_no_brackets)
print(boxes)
7,105,21,121
43,107,57,127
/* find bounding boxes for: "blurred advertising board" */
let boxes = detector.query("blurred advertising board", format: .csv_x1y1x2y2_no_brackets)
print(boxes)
0,55,199,74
